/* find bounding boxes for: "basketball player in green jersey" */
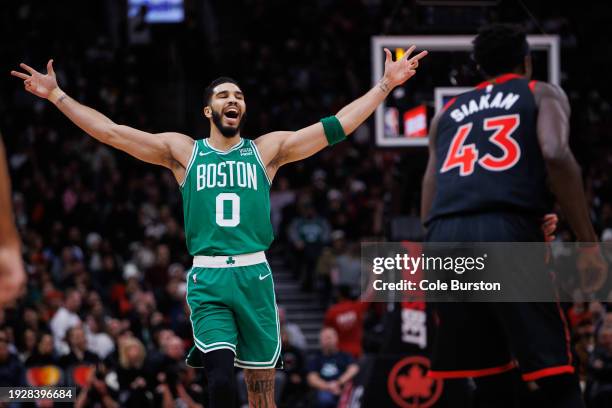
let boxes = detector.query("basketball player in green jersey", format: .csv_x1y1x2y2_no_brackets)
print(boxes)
12,46,427,407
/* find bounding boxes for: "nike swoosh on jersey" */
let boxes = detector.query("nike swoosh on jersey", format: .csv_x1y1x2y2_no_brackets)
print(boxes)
258,272,272,280
199,151,214,156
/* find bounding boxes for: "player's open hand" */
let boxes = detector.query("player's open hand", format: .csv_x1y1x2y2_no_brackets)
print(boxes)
382,45,428,89
11,60,59,99
541,213,558,242
577,246,608,293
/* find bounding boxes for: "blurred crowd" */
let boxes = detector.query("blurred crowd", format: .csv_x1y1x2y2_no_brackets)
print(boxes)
1,1,612,407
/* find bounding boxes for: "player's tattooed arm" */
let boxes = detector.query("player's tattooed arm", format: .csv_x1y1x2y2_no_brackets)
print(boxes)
11,60,195,183
255,46,427,174
420,112,441,224
244,369,276,408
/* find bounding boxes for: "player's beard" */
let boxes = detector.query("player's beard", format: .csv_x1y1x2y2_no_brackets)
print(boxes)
211,109,247,138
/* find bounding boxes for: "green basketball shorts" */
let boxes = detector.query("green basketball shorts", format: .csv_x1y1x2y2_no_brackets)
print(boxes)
185,251,282,369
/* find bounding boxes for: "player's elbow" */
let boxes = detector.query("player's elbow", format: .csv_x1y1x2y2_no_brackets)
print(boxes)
540,143,571,164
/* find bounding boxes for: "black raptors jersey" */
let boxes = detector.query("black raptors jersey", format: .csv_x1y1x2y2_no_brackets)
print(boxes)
427,74,551,224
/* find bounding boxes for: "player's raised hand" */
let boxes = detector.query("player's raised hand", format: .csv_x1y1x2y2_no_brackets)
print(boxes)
11,59,59,99
382,45,428,89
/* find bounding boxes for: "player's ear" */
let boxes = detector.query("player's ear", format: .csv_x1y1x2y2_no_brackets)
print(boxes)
203,106,212,118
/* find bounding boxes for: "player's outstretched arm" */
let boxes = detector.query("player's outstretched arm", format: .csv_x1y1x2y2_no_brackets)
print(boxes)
11,60,194,178
255,46,428,177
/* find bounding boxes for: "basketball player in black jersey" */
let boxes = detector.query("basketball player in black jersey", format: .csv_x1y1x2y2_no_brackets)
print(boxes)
421,24,608,407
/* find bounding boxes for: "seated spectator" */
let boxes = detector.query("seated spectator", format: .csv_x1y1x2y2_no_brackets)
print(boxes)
278,306,307,351
24,332,63,388
114,336,153,406
127,290,157,349
307,327,359,408
279,328,307,407
324,285,369,358
84,314,115,360
587,314,612,407
59,325,99,372
333,242,361,298
174,366,206,408
154,335,205,407
0,329,26,386
154,335,186,388
17,327,38,361
26,332,59,367
75,369,118,408
49,288,82,355
315,229,346,306
574,318,596,384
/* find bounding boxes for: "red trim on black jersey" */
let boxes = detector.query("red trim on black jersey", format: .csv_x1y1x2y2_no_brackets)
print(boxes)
476,73,525,89
556,300,573,366
529,80,537,93
427,361,517,379
442,96,457,112
521,365,575,382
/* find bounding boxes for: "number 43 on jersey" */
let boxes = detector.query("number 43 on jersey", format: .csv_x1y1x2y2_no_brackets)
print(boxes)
440,114,521,176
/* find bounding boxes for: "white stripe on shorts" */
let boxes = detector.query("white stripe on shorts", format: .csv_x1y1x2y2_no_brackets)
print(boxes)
192,251,267,268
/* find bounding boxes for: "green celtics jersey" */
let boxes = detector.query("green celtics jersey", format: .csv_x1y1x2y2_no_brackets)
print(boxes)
180,138,273,256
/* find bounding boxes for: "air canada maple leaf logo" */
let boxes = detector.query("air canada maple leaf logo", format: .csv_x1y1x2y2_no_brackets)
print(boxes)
387,356,443,408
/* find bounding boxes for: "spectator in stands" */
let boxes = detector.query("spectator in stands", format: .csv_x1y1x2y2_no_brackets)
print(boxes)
128,290,157,349
289,201,331,291
75,368,118,408
278,306,307,351
574,318,596,384
324,285,368,358
0,328,26,386
16,327,37,362
587,315,612,407
315,229,346,306
85,314,115,360
332,241,361,298
270,176,296,236
307,327,359,408
154,335,207,407
26,332,59,367
114,336,153,406
50,288,82,355
59,325,99,370
174,366,206,408
279,328,307,407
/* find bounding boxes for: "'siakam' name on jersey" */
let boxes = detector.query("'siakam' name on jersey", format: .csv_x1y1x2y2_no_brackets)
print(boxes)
196,161,259,191
450,91,520,123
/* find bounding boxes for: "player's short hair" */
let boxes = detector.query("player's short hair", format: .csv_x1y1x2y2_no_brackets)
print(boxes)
472,24,529,77
203,76,242,106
